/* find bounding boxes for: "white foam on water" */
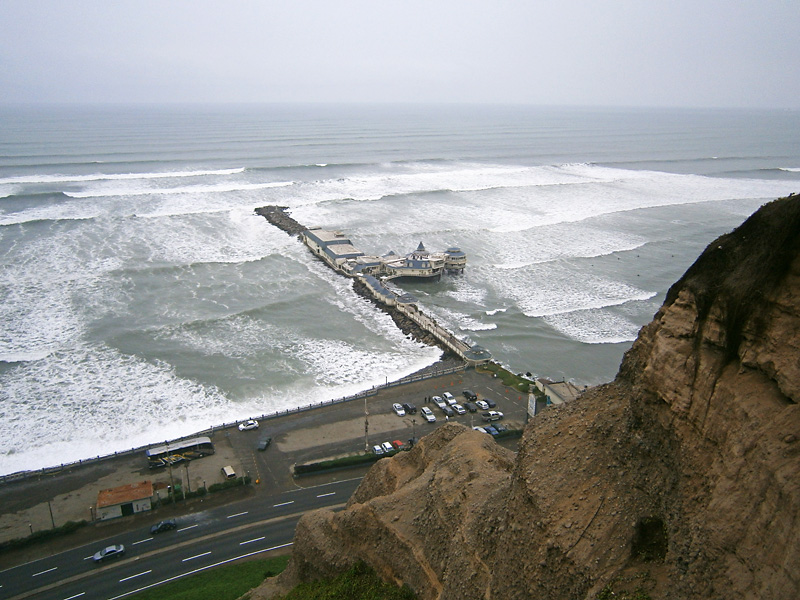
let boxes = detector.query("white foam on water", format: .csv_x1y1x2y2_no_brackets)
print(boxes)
541,308,644,344
485,308,507,316
0,167,246,185
64,179,293,199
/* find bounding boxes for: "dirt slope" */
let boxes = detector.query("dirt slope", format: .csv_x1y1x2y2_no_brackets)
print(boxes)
252,195,800,600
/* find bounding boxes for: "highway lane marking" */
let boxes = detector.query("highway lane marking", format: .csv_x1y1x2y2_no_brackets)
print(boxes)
32,566,58,577
273,500,295,507
107,543,293,600
132,538,153,545
120,570,152,582
317,492,336,498
177,524,198,532
182,551,211,562
226,511,249,519
240,536,266,545
63,593,86,599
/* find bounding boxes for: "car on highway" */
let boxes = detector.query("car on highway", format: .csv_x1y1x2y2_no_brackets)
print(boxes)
150,519,177,534
432,396,446,409
421,406,436,422
392,403,406,416
93,544,125,563
475,400,490,410
373,444,384,456
257,437,272,451
453,404,466,415
482,410,504,422
238,419,259,431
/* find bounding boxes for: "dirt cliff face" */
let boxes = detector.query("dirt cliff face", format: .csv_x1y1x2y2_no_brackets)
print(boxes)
253,196,800,600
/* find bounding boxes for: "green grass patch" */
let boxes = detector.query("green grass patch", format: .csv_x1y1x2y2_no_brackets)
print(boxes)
126,555,289,600
294,452,383,475
477,362,532,393
0,520,88,555
275,560,416,600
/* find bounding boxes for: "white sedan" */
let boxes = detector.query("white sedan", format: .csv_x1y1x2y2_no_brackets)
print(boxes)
238,419,259,431
392,403,406,416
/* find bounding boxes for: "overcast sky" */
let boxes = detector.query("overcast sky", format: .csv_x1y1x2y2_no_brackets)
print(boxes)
1,0,798,109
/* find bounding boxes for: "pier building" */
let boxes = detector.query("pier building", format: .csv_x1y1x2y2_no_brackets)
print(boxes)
301,228,466,281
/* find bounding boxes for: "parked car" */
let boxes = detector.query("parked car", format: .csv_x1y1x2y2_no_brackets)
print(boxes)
441,405,455,418
485,398,497,408
392,403,406,416
464,402,478,413
257,437,272,451
392,440,405,451
472,426,488,434
475,400,490,410
373,444,384,456
421,406,436,422
463,389,477,401
453,404,466,415
238,419,259,431
432,396,446,409
381,441,394,454
442,392,456,405
485,425,500,436
93,544,125,563
402,402,417,414
150,519,177,534
494,423,508,434
482,410,504,422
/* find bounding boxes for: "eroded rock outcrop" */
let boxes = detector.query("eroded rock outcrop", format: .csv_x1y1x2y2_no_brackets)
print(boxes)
253,196,800,600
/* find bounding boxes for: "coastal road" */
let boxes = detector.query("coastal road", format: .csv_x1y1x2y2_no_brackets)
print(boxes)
0,477,361,600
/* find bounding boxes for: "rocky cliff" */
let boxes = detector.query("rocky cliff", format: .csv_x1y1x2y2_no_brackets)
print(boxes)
253,195,800,600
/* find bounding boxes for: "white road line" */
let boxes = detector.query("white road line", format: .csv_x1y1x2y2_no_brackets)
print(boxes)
182,551,211,562
32,566,58,577
63,592,85,599
273,500,295,507
132,538,153,545
240,536,266,546
107,543,293,600
177,524,198,532
120,570,152,582
226,511,249,519
316,492,336,498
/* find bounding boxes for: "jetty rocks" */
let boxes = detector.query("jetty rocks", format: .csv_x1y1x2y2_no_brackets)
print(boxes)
252,196,800,600
254,205,306,236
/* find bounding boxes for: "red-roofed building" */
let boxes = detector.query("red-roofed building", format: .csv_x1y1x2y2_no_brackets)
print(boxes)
96,480,154,521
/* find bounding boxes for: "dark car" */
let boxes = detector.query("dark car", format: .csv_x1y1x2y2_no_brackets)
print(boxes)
402,402,417,414
150,519,177,534
257,437,272,451
494,423,508,434
485,398,497,408
485,425,500,436
92,543,125,562
462,389,477,401
441,405,455,418
464,402,478,413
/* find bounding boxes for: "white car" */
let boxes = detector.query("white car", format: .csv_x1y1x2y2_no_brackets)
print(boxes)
93,543,125,563
453,404,466,415
432,396,446,409
472,426,488,434
381,441,394,454
443,391,456,405
421,406,436,422
373,444,384,456
475,400,490,411
238,419,259,431
392,403,406,416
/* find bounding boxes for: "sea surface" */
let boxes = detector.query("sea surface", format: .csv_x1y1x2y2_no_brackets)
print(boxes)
1,104,798,476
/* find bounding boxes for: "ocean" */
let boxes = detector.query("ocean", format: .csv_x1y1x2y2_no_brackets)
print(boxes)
1,104,798,476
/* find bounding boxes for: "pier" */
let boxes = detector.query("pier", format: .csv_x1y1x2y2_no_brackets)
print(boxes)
256,206,491,366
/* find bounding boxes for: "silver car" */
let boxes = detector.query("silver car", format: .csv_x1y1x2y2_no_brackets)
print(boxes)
93,543,125,563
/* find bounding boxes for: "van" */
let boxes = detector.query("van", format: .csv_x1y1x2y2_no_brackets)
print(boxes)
221,465,236,479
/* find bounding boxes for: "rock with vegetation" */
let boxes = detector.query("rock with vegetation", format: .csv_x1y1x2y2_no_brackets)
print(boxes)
252,196,800,600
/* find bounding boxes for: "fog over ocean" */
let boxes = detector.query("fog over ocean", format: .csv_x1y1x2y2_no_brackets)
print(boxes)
1,104,798,476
